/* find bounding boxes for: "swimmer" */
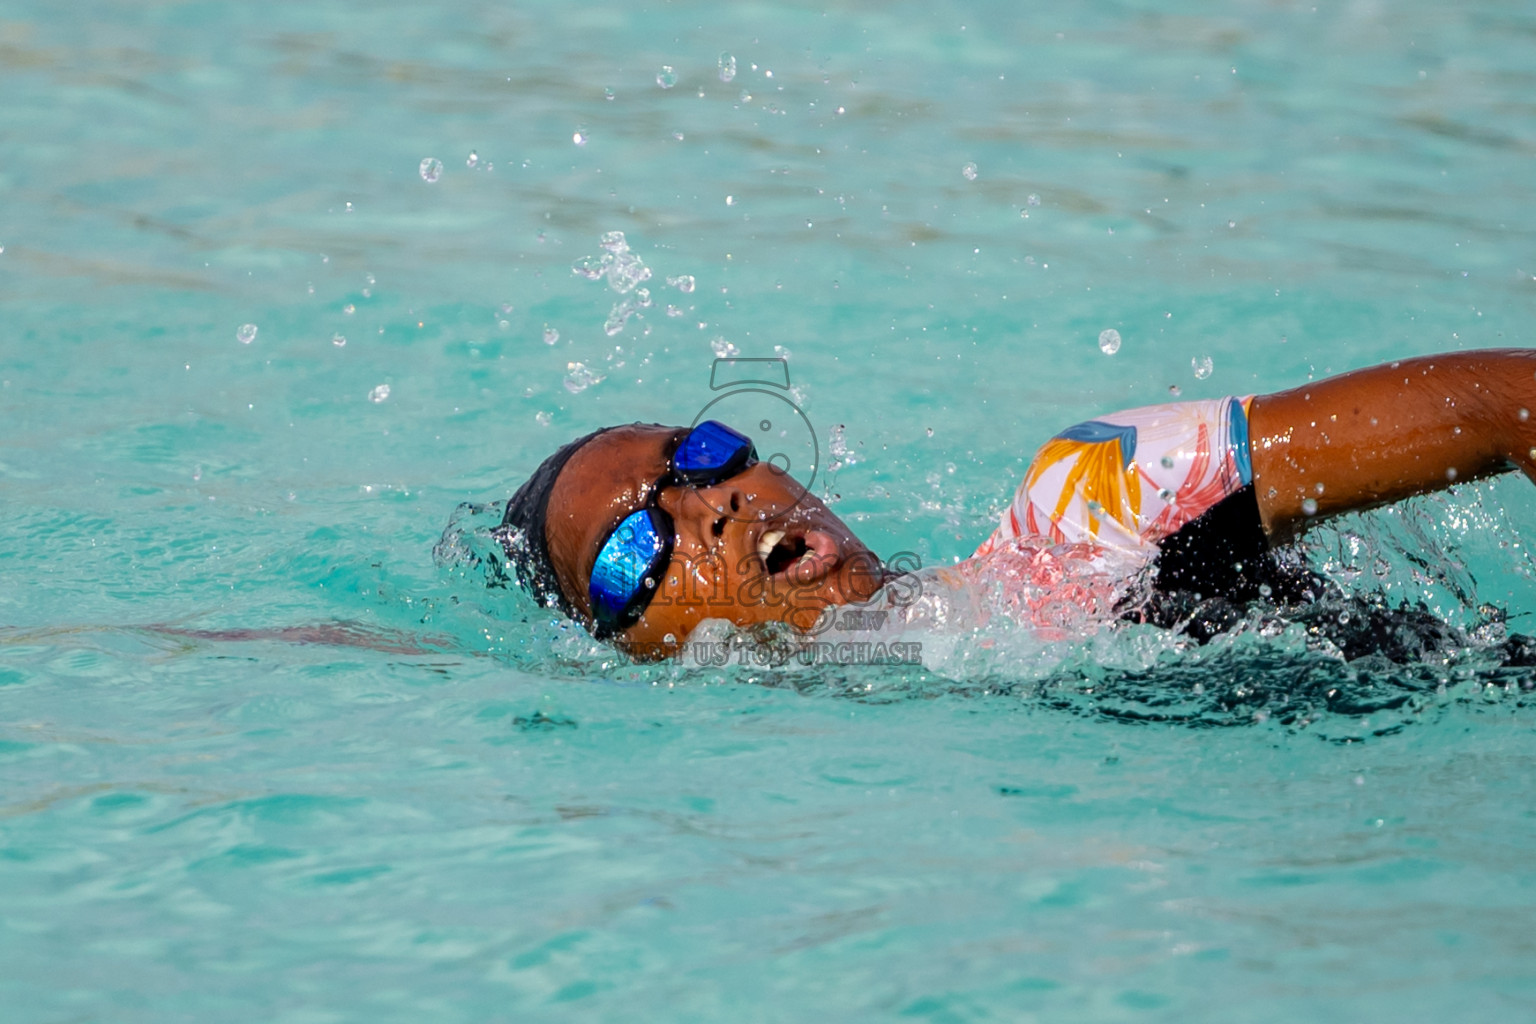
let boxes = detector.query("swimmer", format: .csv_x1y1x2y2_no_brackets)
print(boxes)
491,350,1536,660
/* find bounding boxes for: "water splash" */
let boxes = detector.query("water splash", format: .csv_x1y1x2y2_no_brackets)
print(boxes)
572,231,659,337
431,479,1536,736
828,424,860,471
606,289,651,337
572,231,652,294
563,361,603,393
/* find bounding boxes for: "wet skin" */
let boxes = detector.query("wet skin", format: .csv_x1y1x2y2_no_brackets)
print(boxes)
1249,349,1536,542
544,424,885,659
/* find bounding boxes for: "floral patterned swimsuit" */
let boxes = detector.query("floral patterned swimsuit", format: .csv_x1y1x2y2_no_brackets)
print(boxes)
974,397,1255,560
966,397,1288,630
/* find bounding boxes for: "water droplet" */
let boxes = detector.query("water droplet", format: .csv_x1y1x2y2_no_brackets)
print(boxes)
961,162,978,181
710,336,740,358
1520,408,1530,422
332,333,346,347
543,327,560,345
1158,488,1174,502
1168,385,1182,397
1446,466,1458,481
573,130,588,146
369,383,391,403
564,361,604,394
466,150,479,169
343,304,356,316
926,427,934,437
419,157,443,183
1258,583,1272,598
656,66,677,89
1160,455,1175,469
535,410,552,427
1192,355,1214,379
1301,497,1318,516
1098,328,1121,355
236,323,258,345
740,89,753,103
828,424,860,470
667,274,696,293
1027,194,1041,207
718,52,737,82
725,195,735,206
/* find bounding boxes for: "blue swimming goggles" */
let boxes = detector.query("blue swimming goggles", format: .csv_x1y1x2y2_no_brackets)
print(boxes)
588,420,758,638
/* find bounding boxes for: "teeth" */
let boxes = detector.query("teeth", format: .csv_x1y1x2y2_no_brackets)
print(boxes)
757,529,785,563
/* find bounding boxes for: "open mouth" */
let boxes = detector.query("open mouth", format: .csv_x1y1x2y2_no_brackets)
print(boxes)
760,529,809,575
757,527,840,582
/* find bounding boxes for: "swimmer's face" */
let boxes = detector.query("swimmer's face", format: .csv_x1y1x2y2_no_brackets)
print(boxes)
545,424,884,659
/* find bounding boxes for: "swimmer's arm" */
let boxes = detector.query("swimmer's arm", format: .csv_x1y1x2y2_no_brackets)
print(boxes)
1248,349,1536,543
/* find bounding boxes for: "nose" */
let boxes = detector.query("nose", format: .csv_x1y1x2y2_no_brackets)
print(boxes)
658,479,748,541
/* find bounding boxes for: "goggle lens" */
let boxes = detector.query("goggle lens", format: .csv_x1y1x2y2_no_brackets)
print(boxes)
674,420,756,482
589,508,672,629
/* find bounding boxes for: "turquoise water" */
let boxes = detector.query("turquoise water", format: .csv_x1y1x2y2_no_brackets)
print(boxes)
5,0,1536,1019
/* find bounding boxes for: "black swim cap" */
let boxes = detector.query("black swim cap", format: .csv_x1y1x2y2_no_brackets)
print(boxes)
496,426,614,620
